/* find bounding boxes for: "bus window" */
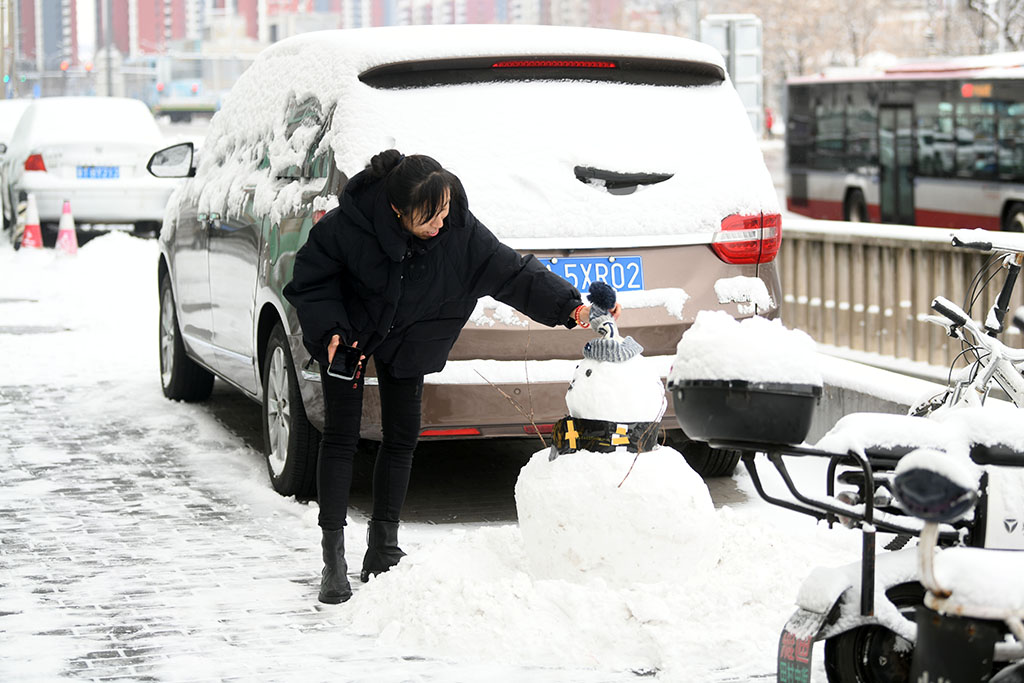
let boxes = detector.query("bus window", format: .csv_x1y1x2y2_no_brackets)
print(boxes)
813,86,845,170
846,83,877,171
998,102,1024,181
957,100,997,179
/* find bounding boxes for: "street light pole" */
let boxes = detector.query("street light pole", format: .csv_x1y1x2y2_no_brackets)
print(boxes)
105,0,112,96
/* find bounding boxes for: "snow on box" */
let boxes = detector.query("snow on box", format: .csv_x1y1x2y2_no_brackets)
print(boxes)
185,24,777,236
669,310,823,386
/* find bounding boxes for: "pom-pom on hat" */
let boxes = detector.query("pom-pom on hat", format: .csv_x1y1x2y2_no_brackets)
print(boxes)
583,281,643,363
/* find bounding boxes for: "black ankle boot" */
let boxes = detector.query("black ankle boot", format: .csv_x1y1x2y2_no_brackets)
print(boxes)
360,520,406,583
319,528,352,604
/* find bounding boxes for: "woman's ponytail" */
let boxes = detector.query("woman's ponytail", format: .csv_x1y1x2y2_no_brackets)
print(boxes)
368,149,405,179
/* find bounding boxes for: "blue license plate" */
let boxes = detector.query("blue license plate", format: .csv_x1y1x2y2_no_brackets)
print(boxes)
538,256,644,292
76,165,119,179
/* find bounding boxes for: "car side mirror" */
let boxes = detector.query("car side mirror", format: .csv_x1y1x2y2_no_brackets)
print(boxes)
148,142,195,178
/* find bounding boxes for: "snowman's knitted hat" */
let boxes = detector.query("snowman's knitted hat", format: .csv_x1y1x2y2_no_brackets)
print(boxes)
583,282,643,363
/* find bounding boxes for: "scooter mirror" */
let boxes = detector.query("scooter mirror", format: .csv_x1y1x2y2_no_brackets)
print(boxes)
892,449,980,524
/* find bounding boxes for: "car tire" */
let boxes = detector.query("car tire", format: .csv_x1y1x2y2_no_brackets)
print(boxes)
823,582,924,683
667,432,741,477
844,190,868,223
159,271,214,402
1004,203,1024,232
261,323,319,499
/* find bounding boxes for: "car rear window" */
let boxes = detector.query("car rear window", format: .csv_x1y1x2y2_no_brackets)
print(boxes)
359,56,725,89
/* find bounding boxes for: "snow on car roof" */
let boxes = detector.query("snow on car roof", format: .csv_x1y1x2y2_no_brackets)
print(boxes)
192,25,777,239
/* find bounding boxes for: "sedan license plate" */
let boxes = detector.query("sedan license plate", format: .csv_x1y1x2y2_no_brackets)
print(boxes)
76,165,119,179
539,256,644,292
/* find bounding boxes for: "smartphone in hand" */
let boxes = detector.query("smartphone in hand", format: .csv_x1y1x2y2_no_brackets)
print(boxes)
327,344,362,381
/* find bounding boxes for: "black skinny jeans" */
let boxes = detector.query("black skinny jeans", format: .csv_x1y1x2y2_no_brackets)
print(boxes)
317,361,423,530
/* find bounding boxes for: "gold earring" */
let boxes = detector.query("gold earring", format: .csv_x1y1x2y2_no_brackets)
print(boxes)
394,210,402,218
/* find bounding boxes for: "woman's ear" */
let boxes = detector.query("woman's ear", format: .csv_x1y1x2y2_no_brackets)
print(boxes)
390,203,402,218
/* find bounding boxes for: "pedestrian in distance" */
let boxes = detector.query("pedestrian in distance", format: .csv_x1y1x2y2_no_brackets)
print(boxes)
284,149,620,604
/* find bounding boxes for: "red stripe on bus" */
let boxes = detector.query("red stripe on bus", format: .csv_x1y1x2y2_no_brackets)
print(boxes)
788,198,1002,230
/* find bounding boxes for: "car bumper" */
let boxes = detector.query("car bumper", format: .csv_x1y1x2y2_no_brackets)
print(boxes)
300,355,679,440
18,179,176,223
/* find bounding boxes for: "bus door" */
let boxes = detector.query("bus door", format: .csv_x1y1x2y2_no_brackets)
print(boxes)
879,106,915,224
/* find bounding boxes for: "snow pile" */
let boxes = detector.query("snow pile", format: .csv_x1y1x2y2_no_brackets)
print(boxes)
669,310,823,386
0,232,159,385
514,447,719,583
815,413,966,457
564,356,666,423
931,403,1024,450
714,275,773,315
933,548,1024,611
344,501,862,679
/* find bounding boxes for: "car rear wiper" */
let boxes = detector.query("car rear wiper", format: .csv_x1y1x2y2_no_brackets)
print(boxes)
574,166,673,196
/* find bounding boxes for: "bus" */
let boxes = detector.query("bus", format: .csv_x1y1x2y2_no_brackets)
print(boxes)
786,53,1024,231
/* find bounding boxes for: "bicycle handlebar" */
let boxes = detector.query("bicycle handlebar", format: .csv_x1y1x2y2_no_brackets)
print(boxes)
951,234,993,252
932,296,969,327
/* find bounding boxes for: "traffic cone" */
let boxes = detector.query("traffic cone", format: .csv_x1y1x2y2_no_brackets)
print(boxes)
56,199,78,255
20,194,42,249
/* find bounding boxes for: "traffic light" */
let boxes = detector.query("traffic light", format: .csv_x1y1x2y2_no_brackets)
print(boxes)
84,61,93,72
191,83,199,94
156,82,164,92
19,75,26,82
2,75,8,83
60,60,69,72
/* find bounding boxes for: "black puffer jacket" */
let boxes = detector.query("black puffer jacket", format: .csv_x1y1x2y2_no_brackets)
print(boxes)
283,170,584,378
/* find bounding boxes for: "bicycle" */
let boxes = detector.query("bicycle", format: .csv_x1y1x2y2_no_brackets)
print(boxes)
911,229,1024,415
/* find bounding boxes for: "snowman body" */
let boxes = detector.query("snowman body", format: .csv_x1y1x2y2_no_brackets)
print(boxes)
514,282,720,585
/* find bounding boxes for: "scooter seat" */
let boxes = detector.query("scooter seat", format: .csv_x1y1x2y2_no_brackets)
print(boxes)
928,546,1024,618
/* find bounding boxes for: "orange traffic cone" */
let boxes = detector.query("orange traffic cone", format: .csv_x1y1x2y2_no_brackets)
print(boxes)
20,194,42,249
56,199,78,255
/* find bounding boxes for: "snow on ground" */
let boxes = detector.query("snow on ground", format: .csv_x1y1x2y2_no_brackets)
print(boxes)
0,233,976,681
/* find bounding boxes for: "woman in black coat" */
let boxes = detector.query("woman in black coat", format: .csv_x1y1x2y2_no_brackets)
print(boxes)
284,150,614,604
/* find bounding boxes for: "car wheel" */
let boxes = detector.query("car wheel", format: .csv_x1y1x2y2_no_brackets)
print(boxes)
1004,203,1024,232
159,271,214,401
823,582,924,683
845,190,868,223
667,432,741,477
262,323,319,499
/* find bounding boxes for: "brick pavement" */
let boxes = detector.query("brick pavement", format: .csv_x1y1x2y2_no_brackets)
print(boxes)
0,383,618,682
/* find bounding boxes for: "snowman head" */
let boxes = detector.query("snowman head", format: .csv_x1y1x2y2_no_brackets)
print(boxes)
583,282,643,363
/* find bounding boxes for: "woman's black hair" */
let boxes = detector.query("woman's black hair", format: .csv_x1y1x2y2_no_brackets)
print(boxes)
368,149,464,224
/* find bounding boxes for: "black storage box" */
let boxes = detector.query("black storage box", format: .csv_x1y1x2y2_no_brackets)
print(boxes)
670,379,822,446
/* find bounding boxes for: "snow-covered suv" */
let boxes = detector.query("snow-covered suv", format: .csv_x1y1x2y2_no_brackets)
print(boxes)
149,25,782,499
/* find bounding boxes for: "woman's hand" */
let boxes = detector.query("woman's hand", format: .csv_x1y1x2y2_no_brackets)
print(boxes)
327,335,365,364
577,303,622,328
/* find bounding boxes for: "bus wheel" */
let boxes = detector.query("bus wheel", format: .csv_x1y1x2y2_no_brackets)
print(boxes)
845,191,868,222
1004,203,1024,232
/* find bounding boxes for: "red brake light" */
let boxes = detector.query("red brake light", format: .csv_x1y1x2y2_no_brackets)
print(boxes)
523,424,555,435
24,154,46,172
420,428,482,437
491,60,617,69
712,213,782,264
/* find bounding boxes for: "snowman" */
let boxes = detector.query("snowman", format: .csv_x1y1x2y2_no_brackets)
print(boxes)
514,282,721,585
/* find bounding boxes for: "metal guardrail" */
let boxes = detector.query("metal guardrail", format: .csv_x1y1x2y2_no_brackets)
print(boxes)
780,219,1024,368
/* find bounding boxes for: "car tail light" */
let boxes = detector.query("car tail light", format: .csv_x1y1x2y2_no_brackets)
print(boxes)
312,209,326,224
523,424,555,435
420,427,482,437
712,212,783,264
491,60,617,69
24,154,46,172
